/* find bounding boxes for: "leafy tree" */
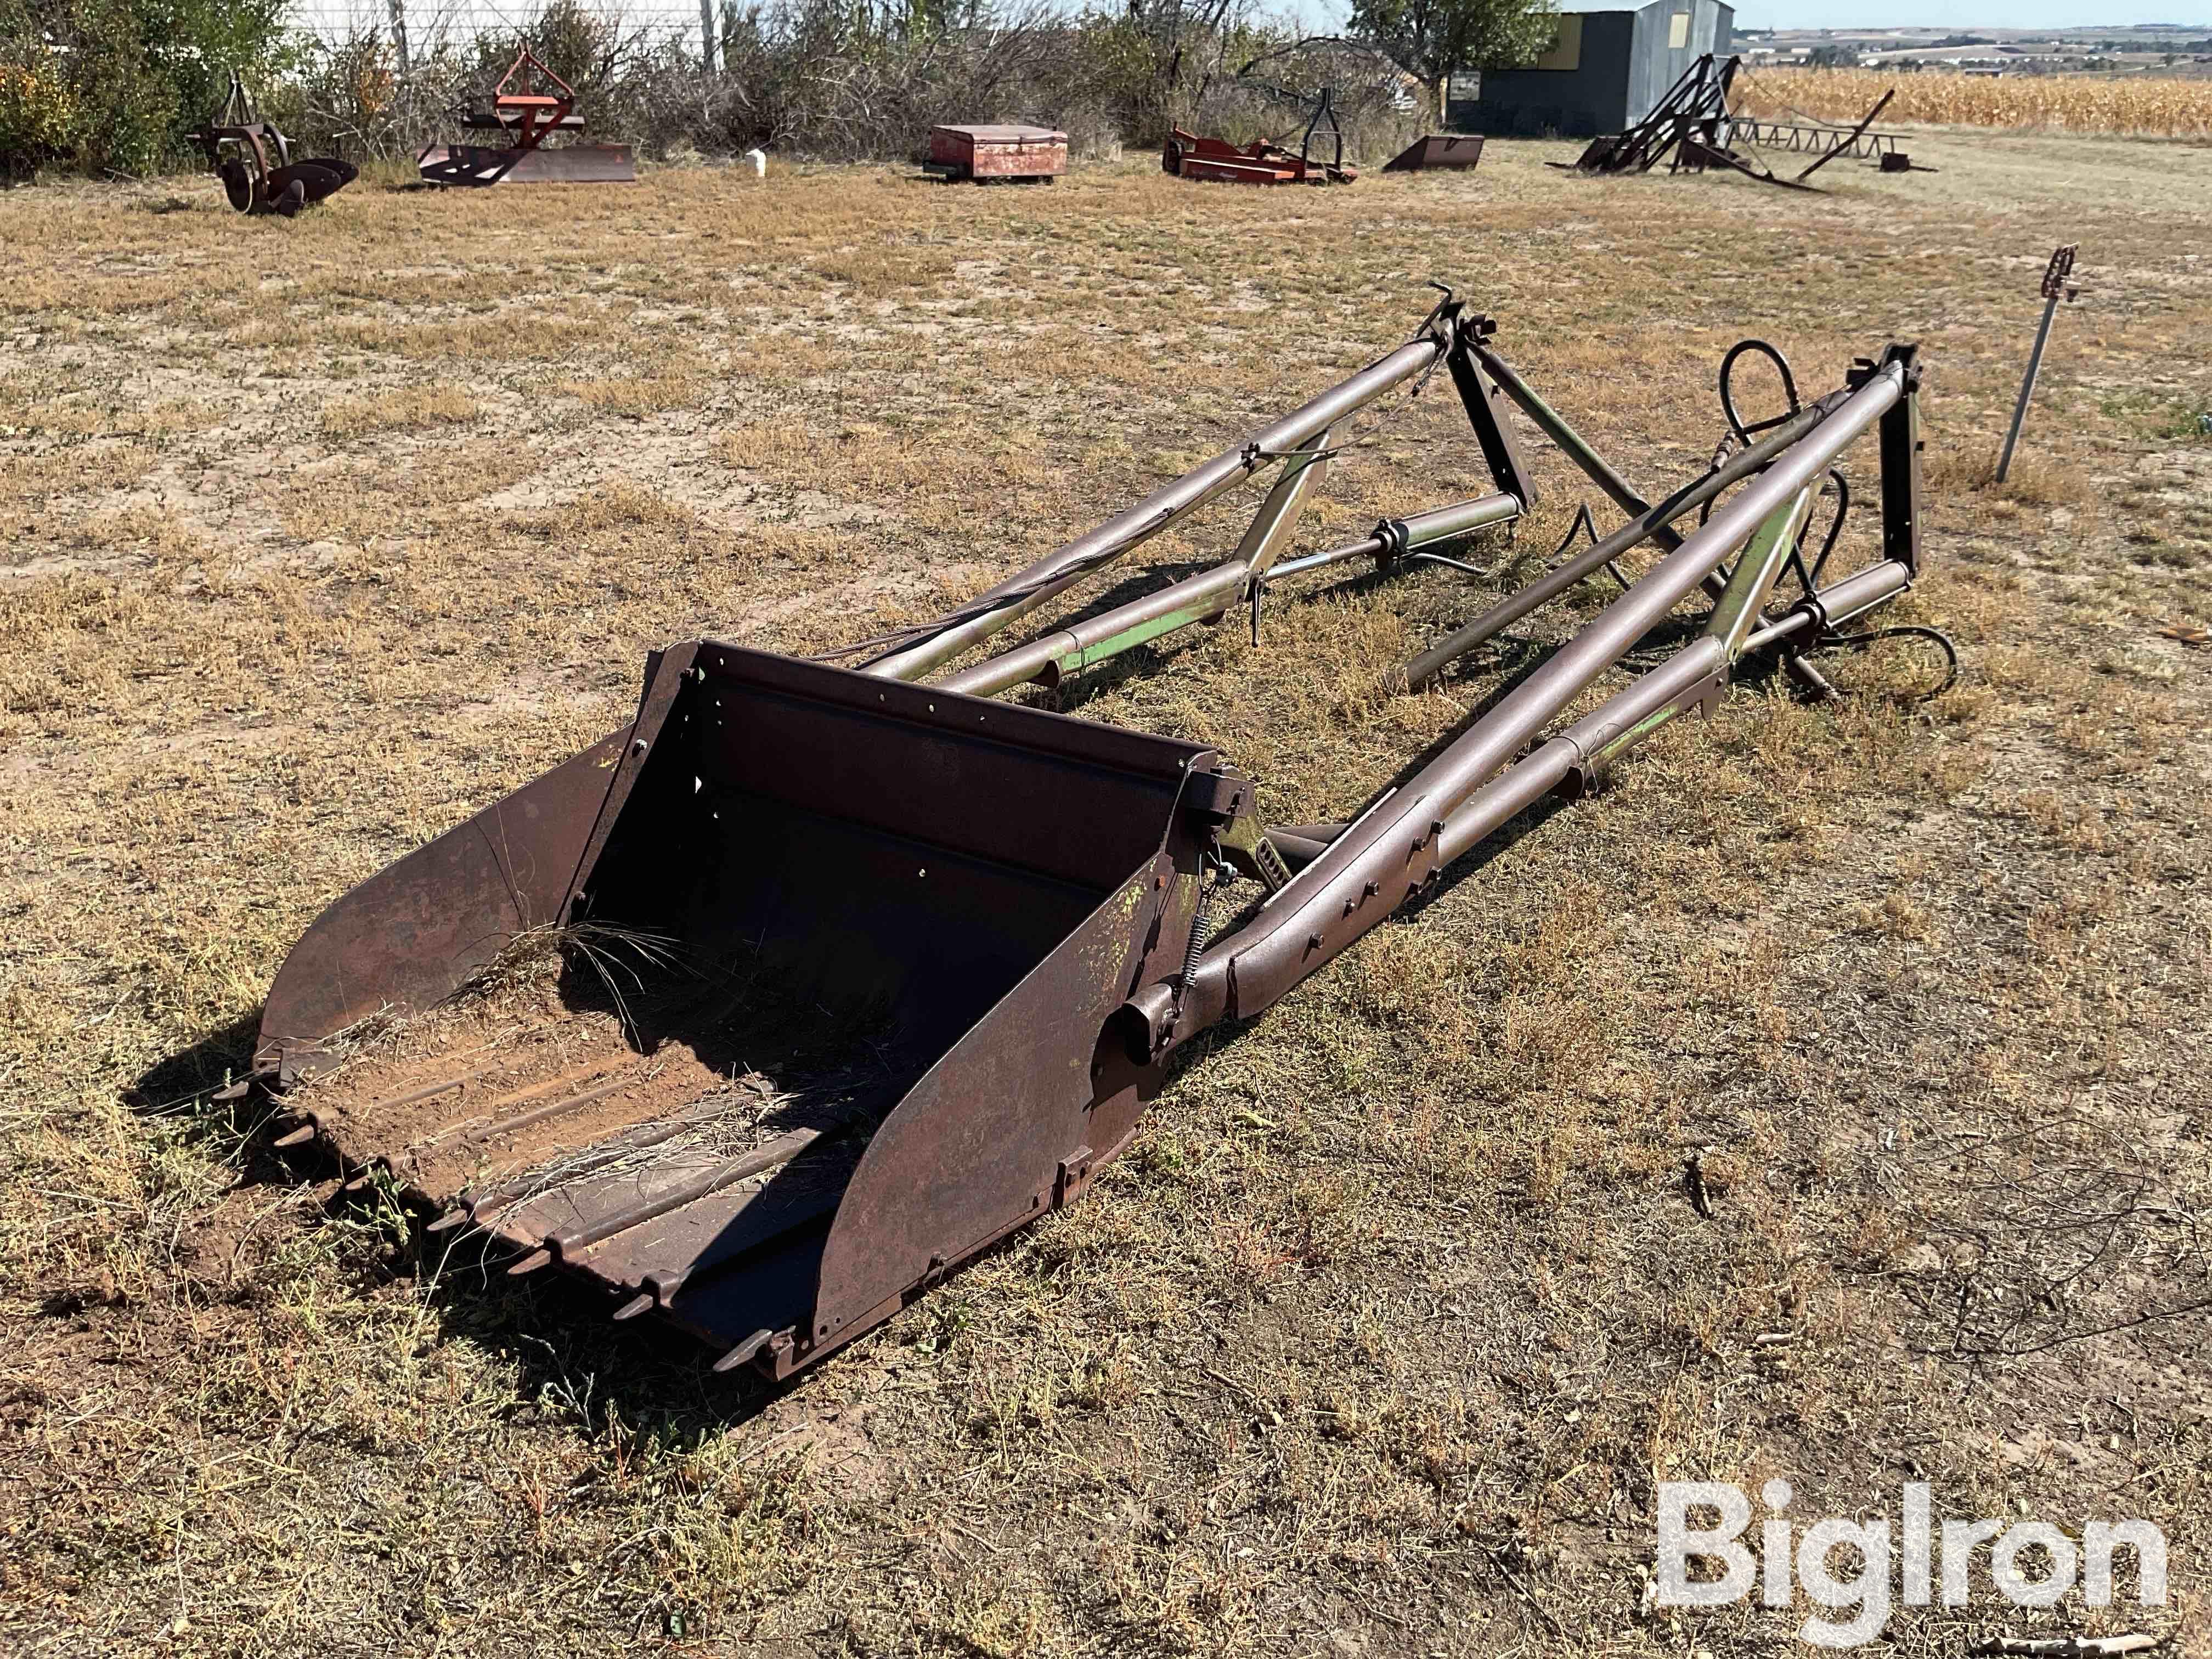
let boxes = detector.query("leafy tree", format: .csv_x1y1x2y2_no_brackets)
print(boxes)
1347,0,1556,121
1,0,294,176
0,54,71,180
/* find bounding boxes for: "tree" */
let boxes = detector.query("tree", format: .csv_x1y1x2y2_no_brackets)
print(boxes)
1347,0,1556,122
1,0,294,176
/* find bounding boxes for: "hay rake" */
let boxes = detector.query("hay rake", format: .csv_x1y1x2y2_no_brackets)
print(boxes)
239,296,1944,1380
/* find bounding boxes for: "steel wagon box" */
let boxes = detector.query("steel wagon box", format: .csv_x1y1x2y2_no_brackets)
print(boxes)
925,123,1067,183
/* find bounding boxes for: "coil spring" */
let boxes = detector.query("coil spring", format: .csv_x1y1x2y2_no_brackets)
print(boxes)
1177,864,1227,1000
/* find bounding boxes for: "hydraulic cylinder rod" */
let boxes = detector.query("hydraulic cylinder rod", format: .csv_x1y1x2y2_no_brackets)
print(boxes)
864,338,1447,682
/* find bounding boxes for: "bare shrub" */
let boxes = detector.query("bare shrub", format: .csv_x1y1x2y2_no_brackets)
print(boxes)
262,0,1422,168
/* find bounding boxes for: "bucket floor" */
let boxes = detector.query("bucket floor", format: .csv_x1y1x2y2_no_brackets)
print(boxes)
275,961,913,1354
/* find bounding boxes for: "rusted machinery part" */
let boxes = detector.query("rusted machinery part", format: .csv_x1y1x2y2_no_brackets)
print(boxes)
1381,134,1485,173
188,69,357,217
1161,124,1357,185
1791,88,1896,185
1567,53,1831,191
417,43,637,186
416,142,636,186
247,304,1940,1382
201,140,355,217
206,142,354,216
262,159,357,216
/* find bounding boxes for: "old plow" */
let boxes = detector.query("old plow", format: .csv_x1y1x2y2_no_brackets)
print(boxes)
241,296,1944,1380
188,70,357,217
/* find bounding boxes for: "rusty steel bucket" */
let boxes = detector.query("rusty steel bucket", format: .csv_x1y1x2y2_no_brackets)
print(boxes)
256,645,1220,1376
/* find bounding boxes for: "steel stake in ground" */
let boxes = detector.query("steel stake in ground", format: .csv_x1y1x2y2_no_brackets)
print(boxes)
1994,244,2080,484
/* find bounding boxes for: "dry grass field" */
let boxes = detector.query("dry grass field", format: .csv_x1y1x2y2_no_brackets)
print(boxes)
3,129,2210,1657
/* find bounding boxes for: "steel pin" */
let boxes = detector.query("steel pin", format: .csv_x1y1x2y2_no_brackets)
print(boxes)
506,1248,554,1277
611,1293,654,1322
425,1209,472,1234
272,1125,317,1148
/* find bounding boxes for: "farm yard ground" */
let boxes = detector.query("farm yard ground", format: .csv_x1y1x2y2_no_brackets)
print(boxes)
2,128,2210,1657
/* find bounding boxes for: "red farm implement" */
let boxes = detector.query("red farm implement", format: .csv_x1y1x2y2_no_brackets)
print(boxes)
1164,89,1355,185
417,45,635,187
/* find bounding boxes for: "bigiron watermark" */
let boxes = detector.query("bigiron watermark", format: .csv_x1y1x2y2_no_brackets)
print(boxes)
1654,1480,2168,1649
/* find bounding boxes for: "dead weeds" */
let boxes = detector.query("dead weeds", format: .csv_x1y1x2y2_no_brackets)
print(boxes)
1,139,2208,1658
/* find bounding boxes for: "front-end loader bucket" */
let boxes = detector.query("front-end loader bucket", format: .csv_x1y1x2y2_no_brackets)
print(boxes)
245,298,1946,1379
255,645,1217,1376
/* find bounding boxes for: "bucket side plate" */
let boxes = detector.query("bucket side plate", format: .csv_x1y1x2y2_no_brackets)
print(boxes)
256,730,625,1080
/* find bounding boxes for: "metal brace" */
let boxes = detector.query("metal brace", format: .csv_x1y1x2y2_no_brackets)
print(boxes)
1186,768,1291,894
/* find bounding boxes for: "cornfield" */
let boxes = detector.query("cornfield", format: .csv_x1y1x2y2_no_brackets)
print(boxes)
1735,67,2212,138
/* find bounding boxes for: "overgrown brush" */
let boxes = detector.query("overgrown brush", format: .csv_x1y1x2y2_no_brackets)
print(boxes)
2,0,1425,178
0,0,297,178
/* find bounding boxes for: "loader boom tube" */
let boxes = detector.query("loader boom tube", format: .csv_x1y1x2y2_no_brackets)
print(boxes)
1115,352,1912,1058
860,336,1452,681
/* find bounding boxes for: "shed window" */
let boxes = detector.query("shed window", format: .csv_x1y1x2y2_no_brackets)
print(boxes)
1532,13,1583,71
1667,10,1691,48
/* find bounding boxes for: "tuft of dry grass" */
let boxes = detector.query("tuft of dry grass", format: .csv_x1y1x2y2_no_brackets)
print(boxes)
318,383,483,438
1,139,2208,1658
560,373,707,416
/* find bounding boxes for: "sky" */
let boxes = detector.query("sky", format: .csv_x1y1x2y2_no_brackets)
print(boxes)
286,0,2210,44
1281,1,2205,31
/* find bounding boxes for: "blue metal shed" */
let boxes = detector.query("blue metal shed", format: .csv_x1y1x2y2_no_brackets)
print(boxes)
1447,0,1736,139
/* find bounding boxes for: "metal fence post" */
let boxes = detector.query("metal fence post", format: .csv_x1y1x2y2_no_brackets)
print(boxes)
1995,244,2079,484
388,0,409,75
